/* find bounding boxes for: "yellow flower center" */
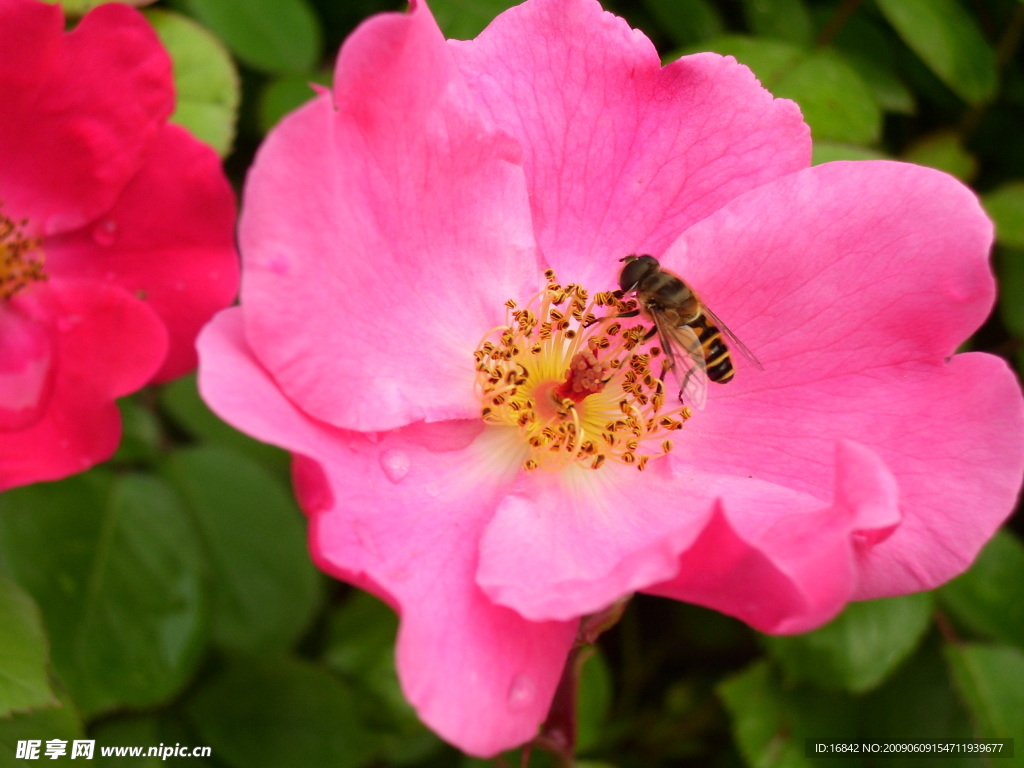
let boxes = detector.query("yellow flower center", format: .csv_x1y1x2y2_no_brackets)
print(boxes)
1,206,45,301
474,270,691,472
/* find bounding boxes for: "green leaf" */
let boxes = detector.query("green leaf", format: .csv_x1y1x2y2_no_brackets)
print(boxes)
718,661,860,768
0,576,54,717
186,655,379,768
160,373,289,477
41,0,154,15
644,0,724,48
842,55,916,116
875,0,997,105
859,634,987,767
184,0,322,75
902,131,978,183
429,0,519,39
0,689,82,764
742,0,813,46
762,594,933,694
258,74,329,135
92,714,217,768
940,530,1024,649
145,9,240,158
0,472,206,717
983,182,1024,249
812,3,916,115
112,397,162,467
812,142,889,165
996,247,1024,338
576,648,613,753
323,592,442,766
945,644,1024,750
683,36,881,144
162,446,321,655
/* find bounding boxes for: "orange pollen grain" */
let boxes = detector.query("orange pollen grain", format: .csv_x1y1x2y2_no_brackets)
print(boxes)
473,271,692,473
0,206,46,301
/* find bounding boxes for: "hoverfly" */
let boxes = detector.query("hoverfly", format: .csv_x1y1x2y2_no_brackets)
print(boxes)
616,254,763,408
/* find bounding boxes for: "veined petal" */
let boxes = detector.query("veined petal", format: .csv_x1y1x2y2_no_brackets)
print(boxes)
664,161,995,391
198,309,577,757
450,0,810,287
0,0,173,235
688,358,1022,597
655,160,1021,594
240,0,539,433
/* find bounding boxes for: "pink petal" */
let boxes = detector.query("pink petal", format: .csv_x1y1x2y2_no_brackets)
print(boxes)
0,300,55,431
239,1,538,433
0,280,167,490
198,309,577,757
477,461,717,621
646,441,900,634
665,161,995,388
46,124,239,382
655,160,1022,595
450,0,810,287
694,359,1022,598
0,0,174,235
477,441,900,628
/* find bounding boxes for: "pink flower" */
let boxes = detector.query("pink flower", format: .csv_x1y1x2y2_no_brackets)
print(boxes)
0,0,237,490
198,0,1024,756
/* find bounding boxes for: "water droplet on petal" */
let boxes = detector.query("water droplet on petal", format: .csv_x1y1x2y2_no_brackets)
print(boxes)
507,675,536,711
380,449,410,483
92,219,118,246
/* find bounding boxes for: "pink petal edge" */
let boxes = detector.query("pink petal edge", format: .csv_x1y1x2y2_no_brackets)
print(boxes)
240,0,538,433
451,0,811,288
199,309,578,756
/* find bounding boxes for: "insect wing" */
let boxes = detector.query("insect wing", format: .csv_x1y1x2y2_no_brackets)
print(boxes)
700,304,764,371
654,313,708,409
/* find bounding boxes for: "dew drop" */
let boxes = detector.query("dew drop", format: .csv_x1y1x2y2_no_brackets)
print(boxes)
507,675,536,711
380,449,410,483
92,219,118,246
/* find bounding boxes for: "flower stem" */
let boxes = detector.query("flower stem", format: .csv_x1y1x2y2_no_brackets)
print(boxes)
815,0,864,48
531,596,632,766
533,646,582,767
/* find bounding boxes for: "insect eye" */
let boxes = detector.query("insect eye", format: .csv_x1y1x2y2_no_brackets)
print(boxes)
618,254,655,292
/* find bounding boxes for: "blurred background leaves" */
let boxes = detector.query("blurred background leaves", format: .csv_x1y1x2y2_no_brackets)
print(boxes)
4,0,1024,766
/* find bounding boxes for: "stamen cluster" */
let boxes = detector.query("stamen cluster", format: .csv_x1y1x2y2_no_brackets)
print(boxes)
474,270,690,472
0,206,46,301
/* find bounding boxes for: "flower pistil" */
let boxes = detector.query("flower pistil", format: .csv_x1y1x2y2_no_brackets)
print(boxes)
475,270,690,473
0,206,45,301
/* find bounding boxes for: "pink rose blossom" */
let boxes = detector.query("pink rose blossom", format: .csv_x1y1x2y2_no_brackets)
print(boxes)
198,0,1024,756
0,0,238,490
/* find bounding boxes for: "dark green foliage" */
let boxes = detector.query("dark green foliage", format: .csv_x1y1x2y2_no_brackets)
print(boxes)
4,0,1023,765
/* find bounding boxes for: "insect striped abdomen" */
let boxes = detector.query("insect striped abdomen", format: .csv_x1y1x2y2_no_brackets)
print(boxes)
690,314,734,383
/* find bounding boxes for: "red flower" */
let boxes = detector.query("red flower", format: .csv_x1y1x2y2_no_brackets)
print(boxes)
0,0,237,489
